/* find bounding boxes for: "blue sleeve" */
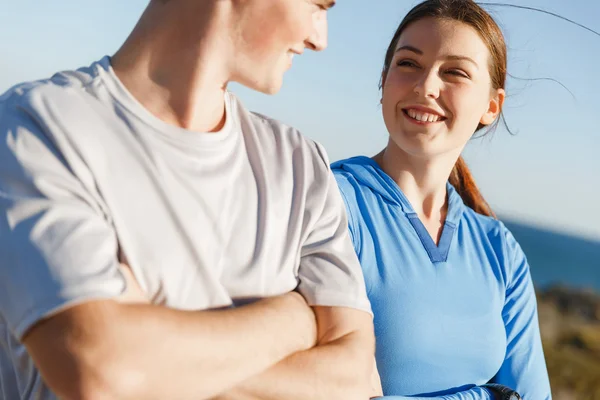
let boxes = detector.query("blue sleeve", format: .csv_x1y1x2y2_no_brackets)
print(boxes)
373,386,494,399
490,225,552,399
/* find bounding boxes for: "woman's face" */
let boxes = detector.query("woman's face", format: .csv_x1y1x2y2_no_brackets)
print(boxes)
381,17,504,159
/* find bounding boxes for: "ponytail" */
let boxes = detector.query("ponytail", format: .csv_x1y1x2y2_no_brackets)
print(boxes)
449,156,496,218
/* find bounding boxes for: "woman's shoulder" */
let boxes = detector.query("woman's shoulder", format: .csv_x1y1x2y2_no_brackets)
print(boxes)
331,156,373,196
463,208,519,247
462,206,503,232
462,208,528,281
331,156,373,175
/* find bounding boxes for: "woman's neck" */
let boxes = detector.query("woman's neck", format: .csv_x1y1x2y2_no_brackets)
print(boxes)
374,140,461,243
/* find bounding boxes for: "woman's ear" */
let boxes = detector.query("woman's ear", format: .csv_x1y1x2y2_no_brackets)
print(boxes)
380,71,388,92
480,88,505,125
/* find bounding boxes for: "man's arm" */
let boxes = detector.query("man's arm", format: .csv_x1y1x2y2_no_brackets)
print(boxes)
214,306,379,400
209,144,382,400
23,291,317,400
0,100,314,400
206,143,378,400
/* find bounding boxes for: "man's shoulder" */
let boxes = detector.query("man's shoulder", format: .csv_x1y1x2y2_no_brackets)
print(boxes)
0,79,55,118
0,79,64,145
249,110,316,147
0,64,110,173
230,93,330,169
0,61,103,122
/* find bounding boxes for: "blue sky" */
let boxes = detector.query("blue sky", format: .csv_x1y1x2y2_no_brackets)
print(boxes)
1,0,598,241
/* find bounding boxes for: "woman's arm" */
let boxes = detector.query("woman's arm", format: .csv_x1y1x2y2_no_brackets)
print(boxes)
373,228,550,400
488,226,552,399
374,386,494,399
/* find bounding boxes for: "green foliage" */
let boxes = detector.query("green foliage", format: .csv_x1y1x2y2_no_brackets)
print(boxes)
538,286,600,400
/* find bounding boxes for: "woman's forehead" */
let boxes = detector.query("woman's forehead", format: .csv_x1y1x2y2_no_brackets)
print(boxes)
396,18,491,63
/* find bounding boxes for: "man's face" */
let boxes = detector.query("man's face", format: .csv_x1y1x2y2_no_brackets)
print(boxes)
231,0,334,94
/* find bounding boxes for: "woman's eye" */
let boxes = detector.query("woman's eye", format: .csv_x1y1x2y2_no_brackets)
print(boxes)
397,60,418,68
446,69,469,78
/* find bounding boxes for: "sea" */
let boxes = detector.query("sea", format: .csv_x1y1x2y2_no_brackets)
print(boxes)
503,219,600,293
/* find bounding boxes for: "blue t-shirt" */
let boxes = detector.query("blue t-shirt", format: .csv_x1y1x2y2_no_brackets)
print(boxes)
332,156,551,400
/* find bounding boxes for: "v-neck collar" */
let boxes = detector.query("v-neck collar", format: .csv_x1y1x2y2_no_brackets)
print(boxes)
355,156,465,263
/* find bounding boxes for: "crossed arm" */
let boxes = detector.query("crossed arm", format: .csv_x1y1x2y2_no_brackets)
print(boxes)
213,306,379,400
3,106,380,400
23,267,378,400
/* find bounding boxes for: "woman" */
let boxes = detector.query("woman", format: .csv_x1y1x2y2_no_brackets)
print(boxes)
332,0,552,399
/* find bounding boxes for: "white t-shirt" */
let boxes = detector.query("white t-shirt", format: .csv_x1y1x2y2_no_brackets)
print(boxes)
0,56,371,399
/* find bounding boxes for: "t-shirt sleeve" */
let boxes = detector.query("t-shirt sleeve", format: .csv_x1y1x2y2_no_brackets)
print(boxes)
333,172,361,254
490,223,552,399
0,95,126,340
296,143,372,315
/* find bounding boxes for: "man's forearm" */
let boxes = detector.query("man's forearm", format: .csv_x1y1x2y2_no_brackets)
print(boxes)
214,309,376,400
24,292,316,400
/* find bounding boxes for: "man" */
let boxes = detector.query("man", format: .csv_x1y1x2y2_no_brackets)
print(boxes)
0,0,379,399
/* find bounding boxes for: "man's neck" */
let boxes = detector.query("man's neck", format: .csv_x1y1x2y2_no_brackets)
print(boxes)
111,0,233,133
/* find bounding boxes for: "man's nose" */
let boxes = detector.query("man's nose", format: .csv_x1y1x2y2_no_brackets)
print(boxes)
305,11,328,51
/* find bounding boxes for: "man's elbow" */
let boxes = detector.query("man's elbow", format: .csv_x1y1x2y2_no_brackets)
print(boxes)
327,370,372,400
23,302,146,400
52,373,127,400
330,331,377,399
336,374,373,400
27,349,141,400
312,306,377,398
38,346,147,400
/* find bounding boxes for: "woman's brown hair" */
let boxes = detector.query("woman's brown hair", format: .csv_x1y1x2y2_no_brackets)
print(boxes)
380,0,507,217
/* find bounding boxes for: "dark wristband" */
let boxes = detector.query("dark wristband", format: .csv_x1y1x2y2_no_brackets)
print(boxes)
481,383,522,400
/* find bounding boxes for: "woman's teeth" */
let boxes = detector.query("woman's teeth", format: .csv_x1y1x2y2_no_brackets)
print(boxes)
406,109,442,122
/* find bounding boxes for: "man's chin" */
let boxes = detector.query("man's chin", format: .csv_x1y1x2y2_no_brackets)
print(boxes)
237,74,284,96
255,79,284,96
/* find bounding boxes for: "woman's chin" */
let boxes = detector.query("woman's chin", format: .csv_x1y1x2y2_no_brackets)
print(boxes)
389,134,444,159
